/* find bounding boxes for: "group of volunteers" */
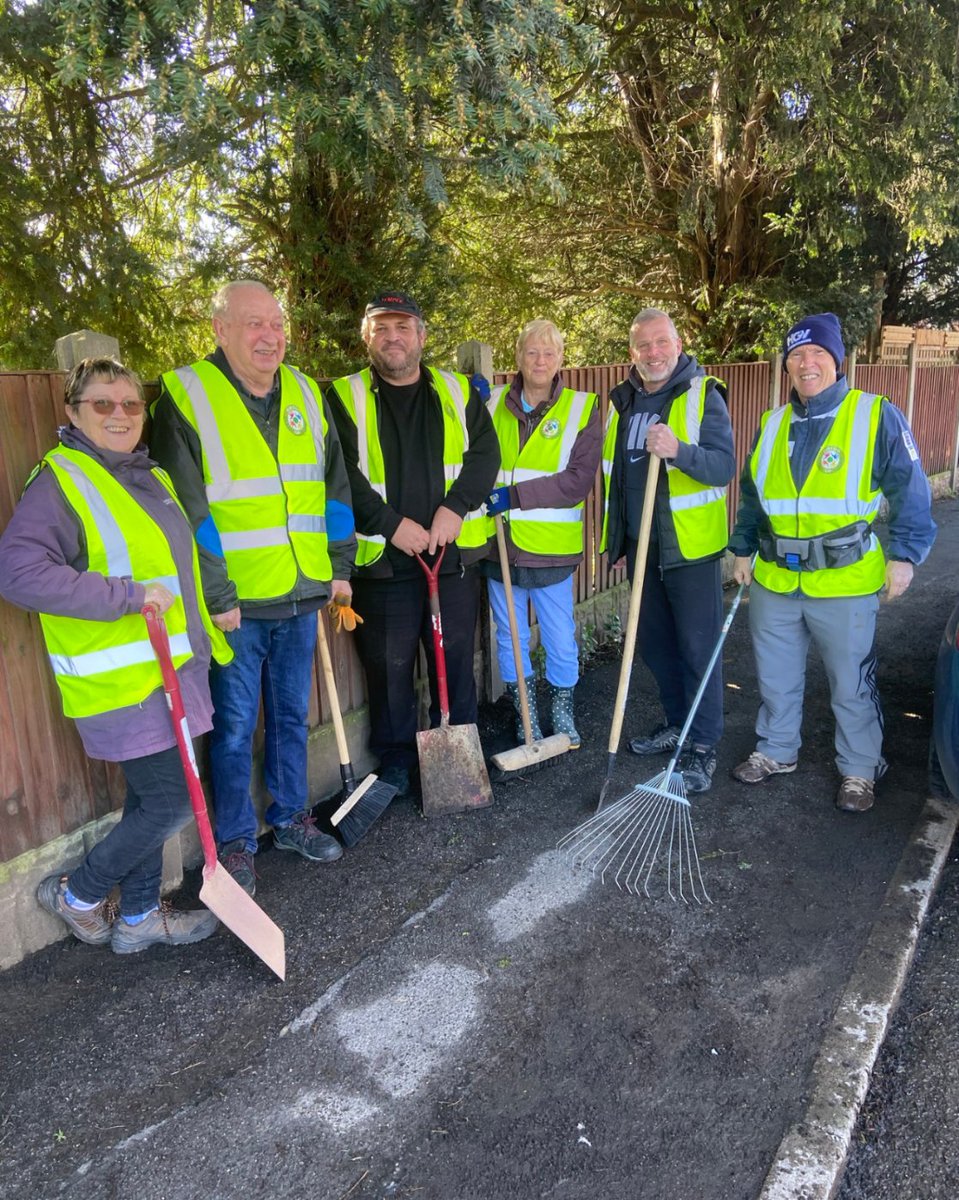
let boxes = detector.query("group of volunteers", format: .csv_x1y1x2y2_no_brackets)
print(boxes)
0,282,936,958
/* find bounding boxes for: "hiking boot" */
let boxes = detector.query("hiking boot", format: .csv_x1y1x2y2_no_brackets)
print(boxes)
548,683,581,749
504,676,543,742
112,902,218,954
219,840,257,897
681,744,718,794
732,751,798,784
274,811,343,862
36,874,114,946
628,723,682,757
379,764,415,800
836,775,875,813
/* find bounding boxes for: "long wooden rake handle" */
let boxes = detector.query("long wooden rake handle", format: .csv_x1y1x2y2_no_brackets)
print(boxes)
599,453,662,808
494,514,534,746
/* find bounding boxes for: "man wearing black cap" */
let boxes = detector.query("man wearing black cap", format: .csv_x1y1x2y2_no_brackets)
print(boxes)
327,292,500,799
729,312,936,812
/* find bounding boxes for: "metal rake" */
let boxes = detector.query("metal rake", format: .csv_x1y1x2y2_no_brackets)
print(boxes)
558,572,751,902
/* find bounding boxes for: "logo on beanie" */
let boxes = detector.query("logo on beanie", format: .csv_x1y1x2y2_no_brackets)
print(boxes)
785,328,812,352
540,418,561,439
285,405,306,435
819,445,843,473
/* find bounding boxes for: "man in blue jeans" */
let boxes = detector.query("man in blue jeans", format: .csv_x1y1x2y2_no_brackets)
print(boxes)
151,280,357,894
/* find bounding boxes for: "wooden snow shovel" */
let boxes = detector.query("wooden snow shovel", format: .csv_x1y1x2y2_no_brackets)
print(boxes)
143,607,286,980
414,548,493,816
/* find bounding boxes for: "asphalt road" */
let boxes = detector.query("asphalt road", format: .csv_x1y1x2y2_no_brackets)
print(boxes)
2,498,958,1200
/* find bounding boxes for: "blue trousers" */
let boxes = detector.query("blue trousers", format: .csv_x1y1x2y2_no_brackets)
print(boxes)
209,611,318,852
68,746,191,917
488,575,579,687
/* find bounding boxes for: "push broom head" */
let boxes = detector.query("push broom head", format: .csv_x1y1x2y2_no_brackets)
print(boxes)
329,774,397,848
557,767,710,903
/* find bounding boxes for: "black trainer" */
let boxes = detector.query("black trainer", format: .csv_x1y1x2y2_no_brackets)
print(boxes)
681,744,718,794
273,812,343,863
628,723,682,756
219,840,257,897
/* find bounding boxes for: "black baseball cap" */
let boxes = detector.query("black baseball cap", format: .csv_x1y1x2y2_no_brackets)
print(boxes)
364,290,423,320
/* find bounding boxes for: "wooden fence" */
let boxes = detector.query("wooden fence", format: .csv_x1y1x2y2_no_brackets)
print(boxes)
3,359,958,863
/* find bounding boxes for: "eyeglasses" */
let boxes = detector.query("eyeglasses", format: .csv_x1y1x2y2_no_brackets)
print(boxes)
72,398,146,416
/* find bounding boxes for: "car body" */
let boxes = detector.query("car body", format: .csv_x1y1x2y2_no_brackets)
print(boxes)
932,594,959,798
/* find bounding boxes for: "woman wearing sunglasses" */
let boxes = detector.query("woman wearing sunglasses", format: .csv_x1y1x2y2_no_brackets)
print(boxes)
0,357,231,955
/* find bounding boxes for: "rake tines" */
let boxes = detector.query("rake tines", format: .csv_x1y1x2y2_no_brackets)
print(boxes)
558,769,710,903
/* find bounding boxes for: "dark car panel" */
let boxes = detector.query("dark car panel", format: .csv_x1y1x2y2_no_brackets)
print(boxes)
933,595,959,799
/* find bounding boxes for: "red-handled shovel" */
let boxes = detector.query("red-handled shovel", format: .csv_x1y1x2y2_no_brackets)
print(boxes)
143,607,286,980
414,549,493,816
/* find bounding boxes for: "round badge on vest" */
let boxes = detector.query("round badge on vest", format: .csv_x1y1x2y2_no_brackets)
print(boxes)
285,405,306,435
540,418,561,439
818,445,843,473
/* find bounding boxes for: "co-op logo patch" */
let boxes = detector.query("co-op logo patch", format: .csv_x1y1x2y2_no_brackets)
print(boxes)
785,328,811,352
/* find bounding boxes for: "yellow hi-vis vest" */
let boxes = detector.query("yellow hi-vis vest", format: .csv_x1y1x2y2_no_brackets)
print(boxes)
160,361,332,601
329,365,488,567
600,375,728,558
750,388,886,597
37,447,231,719
486,384,597,555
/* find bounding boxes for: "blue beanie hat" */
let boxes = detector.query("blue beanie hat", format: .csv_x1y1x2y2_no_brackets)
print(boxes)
782,312,845,370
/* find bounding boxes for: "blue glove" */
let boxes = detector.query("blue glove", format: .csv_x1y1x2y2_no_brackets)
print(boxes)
486,488,511,515
471,373,491,403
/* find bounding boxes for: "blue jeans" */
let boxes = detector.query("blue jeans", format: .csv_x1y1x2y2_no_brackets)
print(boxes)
209,611,318,851
488,575,579,687
68,746,192,917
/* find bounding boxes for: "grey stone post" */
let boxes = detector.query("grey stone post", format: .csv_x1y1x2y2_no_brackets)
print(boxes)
54,330,121,370
456,340,494,380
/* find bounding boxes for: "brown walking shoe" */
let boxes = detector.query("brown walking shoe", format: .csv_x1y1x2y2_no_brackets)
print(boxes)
36,874,114,946
836,776,875,813
732,751,798,785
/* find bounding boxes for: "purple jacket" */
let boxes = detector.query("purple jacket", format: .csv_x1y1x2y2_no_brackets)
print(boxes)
0,427,214,762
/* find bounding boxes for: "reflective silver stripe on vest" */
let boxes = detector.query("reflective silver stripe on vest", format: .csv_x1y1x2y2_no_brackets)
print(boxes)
487,385,508,416
556,391,591,470
669,486,727,512
665,377,707,473
433,369,471,452
49,631,193,678
50,454,132,578
845,392,880,507
220,528,291,551
280,464,325,483
751,404,790,495
516,507,581,525
286,366,326,464
208,477,283,502
762,496,882,518
172,366,235,499
347,373,373,479
512,467,551,482
288,514,326,534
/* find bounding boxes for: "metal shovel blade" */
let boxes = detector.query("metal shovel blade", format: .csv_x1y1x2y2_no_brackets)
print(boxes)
199,862,286,980
417,721,493,816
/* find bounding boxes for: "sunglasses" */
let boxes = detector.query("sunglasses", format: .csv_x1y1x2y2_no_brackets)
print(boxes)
73,398,146,416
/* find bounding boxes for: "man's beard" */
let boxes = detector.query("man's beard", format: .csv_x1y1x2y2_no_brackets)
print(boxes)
370,344,422,381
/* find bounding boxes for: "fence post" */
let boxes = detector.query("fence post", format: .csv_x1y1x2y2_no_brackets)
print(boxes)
456,340,495,381
905,340,918,427
54,329,121,370
769,353,783,408
846,347,857,389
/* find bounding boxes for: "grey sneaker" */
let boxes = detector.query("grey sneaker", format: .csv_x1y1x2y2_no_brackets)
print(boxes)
681,744,718,794
36,874,114,946
732,751,797,784
836,775,875,813
112,902,218,955
274,811,343,863
220,840,257,897
628,723,682,757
